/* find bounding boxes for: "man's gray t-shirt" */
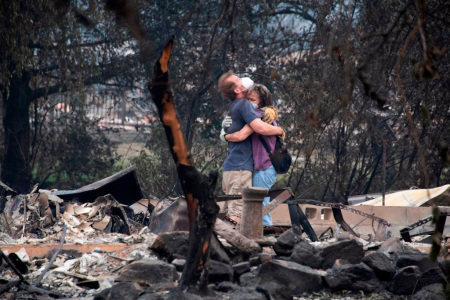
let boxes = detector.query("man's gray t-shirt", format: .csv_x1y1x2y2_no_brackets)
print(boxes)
223,98,261,171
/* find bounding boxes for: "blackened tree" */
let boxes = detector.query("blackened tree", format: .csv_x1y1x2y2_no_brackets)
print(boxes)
0,0,143,191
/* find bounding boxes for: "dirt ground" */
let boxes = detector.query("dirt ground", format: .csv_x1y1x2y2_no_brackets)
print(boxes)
105,130,150,162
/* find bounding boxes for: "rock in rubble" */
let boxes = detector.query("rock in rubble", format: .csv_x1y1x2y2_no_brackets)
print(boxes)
210,233,231,264
395,249,439,272
233,261,251,276
101,282,143,300
208,259,233,283
378,237,404,255
137,292,202,300
149,231,189,262
388,265,421,295
239,271,259,286
438,258,450,277
148,197,189,234
215,281,240,293
411,283,446,300
228,288,267,300
417,267,447,290
150,231,230,265
249,253,272,266
214,283,267,300
362,251,395,281
117,259,179,285
255,281,293,300
320,239,364,269
273,229,303,256
93,288,111,300
256,259,323,297
289,241,323,269
171,258,186,272
324,262,383,293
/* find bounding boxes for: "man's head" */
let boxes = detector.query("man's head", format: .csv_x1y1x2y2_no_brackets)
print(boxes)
218,71,249,101
248,84,272,108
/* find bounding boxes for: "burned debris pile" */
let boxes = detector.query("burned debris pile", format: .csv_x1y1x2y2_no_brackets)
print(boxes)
1,172,450,300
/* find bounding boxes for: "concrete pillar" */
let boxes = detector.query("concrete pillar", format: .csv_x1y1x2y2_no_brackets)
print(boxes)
240,187,268,239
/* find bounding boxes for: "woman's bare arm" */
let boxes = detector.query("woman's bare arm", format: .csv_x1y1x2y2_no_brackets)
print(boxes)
225,125,254,142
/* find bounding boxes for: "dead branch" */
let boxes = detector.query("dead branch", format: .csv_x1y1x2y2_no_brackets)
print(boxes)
395,16,430,188
53,270,98,281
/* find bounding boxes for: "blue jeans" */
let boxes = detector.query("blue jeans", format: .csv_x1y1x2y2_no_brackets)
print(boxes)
253,166,277,225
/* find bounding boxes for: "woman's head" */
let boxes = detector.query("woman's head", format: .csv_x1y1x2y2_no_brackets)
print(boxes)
248,84,272,108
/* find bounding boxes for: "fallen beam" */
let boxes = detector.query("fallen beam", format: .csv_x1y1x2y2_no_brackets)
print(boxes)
214,218,261,255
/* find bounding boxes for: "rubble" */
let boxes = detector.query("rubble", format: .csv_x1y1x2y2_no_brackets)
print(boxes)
1,173,450,299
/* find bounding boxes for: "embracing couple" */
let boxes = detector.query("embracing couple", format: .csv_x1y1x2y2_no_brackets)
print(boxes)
218,71,285,226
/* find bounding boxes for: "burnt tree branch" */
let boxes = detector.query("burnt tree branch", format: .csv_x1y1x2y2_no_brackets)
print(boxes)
102,1,220,291
147,38,219,292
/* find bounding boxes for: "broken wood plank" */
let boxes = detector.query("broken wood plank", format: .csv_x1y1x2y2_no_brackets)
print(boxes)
53,270,100,282
262,188,293,216
214,218,261,254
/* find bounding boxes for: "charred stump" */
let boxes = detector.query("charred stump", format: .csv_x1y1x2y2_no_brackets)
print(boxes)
148,38,219,292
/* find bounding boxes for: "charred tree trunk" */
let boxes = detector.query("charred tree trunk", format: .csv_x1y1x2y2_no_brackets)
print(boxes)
148,39,219,292
1,73,32,193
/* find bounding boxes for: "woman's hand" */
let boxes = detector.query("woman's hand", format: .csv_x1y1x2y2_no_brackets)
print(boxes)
261,106,278,123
